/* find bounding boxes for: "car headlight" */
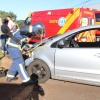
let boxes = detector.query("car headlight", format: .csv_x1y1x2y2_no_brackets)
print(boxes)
29,51,34,60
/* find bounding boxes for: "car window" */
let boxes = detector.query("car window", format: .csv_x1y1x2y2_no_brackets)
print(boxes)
95,14,100,22
57,28,100,48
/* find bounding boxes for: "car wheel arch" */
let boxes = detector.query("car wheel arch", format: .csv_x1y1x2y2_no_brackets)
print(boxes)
34,57,55,75
27,58,52,83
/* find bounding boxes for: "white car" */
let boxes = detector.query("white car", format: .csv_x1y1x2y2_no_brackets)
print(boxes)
26,25,100,86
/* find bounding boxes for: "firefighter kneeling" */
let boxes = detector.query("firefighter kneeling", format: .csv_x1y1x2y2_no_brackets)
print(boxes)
2,22,45,85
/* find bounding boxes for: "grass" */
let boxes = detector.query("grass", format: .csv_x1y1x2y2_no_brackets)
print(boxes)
0,49,2,67
0,49,2,56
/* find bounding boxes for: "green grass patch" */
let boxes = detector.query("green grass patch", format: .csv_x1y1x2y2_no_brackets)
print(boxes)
0,49,2,66
0,49,1,55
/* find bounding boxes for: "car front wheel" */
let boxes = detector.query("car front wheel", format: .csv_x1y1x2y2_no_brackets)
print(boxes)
27,59,51,83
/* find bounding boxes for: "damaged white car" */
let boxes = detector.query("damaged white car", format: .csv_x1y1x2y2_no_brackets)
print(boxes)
26,25,100,86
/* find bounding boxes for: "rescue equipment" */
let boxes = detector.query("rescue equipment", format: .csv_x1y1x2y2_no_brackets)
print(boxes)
0,67,6,77
22,34,43,55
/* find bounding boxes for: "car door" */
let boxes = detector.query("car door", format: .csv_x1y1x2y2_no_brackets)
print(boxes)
54,29,100,82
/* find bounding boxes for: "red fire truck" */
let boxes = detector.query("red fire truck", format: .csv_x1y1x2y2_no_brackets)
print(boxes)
94,10,100,25
94,10,100,38
23,7,95,42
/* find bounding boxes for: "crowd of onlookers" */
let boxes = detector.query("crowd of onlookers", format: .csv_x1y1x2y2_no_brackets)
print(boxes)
0,15,19,55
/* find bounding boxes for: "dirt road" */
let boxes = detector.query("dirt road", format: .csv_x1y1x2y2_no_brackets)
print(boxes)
39,79,100,100
0,56,100,100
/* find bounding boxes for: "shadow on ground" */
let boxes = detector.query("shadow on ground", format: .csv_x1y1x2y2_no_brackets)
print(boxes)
0,83,44,100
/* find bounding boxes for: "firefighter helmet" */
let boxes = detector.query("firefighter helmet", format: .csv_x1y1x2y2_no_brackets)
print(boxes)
31,22,45,35
20,22,45,37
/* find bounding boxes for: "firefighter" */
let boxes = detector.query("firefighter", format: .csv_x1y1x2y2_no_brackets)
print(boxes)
2,22,45,85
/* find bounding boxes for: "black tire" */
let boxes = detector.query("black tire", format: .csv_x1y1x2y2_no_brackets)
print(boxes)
27,59,51,83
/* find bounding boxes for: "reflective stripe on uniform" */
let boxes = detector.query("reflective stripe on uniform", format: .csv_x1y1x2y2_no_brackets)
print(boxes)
19,64,30,81
6,38,20,48
6,29,26,49
20,38,28,43
23,78,30,82
29,25,32,33
6,29,19,48
7,74,14,77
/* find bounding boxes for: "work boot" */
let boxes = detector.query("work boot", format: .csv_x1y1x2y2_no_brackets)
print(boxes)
6,77,18,82
21,74,38,86
21,79,37,86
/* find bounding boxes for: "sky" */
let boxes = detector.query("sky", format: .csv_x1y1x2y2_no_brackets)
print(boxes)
0,0,100,20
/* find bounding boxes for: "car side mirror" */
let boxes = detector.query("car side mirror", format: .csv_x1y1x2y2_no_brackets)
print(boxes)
58,40,65,48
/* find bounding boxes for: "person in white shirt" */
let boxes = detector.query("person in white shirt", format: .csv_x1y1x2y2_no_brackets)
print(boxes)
12,18,19,30
6,16,15,32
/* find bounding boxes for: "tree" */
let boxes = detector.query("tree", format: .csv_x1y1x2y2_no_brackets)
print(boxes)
0,10,17,21
92,9,97,11
16,20,24,27
0,10,27,27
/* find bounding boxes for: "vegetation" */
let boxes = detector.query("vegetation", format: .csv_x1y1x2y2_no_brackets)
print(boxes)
0,11,25,65
17,20,24,27
92,9,97,11
0,11,25,66
0,49,2,66
0,10,16,21
0,10,24,27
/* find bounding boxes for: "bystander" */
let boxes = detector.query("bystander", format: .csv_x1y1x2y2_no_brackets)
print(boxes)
1,19,10,55
6,16,14,32
12,18,19,30
0,15,2,49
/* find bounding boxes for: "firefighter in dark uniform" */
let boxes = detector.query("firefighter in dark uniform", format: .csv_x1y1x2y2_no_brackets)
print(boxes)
1,22,45,85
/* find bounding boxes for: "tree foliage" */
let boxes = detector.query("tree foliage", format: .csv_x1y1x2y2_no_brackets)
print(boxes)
0,10,25,27
0,10,16,20
16,20,24,27
92,9,97,11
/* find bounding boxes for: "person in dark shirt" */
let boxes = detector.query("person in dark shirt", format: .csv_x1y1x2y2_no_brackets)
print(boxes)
1,19,10,55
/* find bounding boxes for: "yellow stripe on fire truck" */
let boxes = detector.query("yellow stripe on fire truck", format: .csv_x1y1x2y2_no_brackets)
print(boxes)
57,8,80,34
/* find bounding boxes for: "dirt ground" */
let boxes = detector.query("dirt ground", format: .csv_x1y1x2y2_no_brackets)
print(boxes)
1,56,100,100
0,55,41,100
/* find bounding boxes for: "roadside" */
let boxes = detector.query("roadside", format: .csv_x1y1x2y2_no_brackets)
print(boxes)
1,56,100,100
0,55,40,100
39,79,100,100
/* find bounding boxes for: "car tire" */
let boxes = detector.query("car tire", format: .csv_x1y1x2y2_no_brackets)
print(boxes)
27,59,51,83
